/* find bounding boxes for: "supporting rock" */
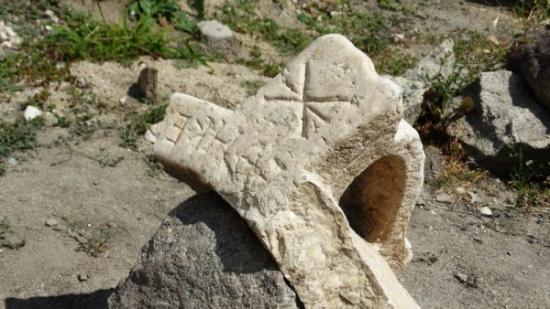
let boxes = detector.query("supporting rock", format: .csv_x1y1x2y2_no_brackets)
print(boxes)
108,193,301,309
152,34,424,308
508,26,550,112
447,70,550,176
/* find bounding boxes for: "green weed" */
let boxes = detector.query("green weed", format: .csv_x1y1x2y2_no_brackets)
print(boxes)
510,148,550,208
377,0,408,12
515,0,550,23
218,0,414,75
120,104,167,148
127,0,199,34
237,46,282,77
43,11,203,63
0,118,45,175
241,80,264,96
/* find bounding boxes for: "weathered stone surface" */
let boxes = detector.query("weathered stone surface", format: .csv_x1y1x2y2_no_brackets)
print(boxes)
153,34,425,308
137,66,158,102
108,193,300,309
388,76,425,125
389,39,457,125
198,20,238,53
447,70,550,176
508,26,550,111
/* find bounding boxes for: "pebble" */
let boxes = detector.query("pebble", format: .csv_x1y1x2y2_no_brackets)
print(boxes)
467,191,481,204
23,105,42,121
45,9,60,23
435,192,456,204
198,20,234,40
144,129,156,143
45,218,58,227
478,206,493,217
453,271,468,284
77,273,89,282
7,157,17,166
0,21,22,49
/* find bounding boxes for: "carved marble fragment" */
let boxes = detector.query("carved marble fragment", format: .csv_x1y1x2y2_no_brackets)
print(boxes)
152,34,425,308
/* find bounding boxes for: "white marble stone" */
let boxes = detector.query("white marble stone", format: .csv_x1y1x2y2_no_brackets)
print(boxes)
153,34,425,308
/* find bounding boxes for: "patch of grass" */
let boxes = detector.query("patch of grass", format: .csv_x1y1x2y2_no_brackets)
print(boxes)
510,148,550,208
515,0,550,23
241,79,264,96
145,154,163,176
433,139,487,189
76,224,113,257
218,1,415,75
0,118,45,175
120,103,167,148
71,113,96,140
127,0,199,34
237,45,282,77
43,10,203,64
453,31,507,76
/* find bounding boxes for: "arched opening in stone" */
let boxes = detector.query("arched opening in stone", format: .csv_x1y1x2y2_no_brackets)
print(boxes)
339,155,406,243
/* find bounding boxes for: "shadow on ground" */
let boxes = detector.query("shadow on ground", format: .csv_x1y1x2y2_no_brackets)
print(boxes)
4,288,112,309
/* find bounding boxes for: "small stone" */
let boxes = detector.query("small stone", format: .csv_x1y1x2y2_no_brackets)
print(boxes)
478,206,493,217
454,272,468,284
137,67,158,102
45,218,58,227
198,20,239,53
7,157,17,166
391,33,405,43
43,112,58,127
435,192,456,204
23,105,42,121
144,129,156,143
75,76,89,89
45,9,60,23
77,273,89,282
455,187,466,194
466,191,481,204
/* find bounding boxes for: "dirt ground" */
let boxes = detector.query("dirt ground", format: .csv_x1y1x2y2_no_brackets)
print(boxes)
1,0,549,308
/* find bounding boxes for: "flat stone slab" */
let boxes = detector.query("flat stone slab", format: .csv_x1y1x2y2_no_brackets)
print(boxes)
153,34,425,308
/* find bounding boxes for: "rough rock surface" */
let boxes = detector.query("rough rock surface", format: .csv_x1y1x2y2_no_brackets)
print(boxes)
198,20,238,53
153,34,424,308
137,66,158,102
447,70,550,175
108,193,300,309
508,26,550,111
390,39,456,125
